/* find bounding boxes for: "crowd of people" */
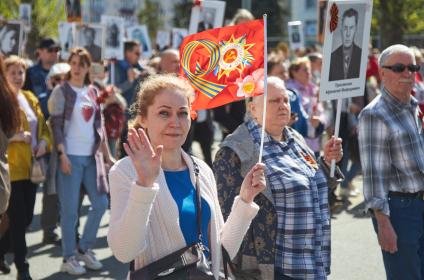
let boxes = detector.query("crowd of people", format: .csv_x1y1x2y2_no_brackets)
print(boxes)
0,7,424,280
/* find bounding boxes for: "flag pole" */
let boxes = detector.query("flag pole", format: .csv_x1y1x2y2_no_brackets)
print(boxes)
258,14,268,163
330,98,342,177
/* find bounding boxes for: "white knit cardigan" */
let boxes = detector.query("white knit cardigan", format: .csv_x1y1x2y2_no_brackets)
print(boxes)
107,151,260,279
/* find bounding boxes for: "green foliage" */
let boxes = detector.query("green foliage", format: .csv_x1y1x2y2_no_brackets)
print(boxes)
372,0,424,48
138,0,163,42
173,0,192,28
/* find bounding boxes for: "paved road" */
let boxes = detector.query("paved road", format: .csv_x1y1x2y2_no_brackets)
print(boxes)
2,145,386,279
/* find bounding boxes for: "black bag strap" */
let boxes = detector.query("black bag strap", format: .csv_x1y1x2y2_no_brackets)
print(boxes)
190,155,204,244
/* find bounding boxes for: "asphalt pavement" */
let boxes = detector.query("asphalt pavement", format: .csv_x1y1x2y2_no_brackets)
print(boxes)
1,141,386,279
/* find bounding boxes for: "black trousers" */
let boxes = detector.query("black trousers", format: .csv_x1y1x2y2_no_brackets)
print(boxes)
0,180,37,272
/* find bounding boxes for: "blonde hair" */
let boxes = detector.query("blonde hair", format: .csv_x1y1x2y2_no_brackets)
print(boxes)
130,74,194,127
3,55,28,71
288,56,310,79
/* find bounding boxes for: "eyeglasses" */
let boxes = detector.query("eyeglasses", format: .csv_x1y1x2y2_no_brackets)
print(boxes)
382,63,421,73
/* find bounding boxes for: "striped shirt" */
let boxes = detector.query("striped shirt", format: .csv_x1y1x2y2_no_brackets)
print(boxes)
247,119,331,279
358,87,424,216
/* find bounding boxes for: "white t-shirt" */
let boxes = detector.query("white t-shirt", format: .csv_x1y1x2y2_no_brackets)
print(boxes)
17,92,38,149
64,86,96,156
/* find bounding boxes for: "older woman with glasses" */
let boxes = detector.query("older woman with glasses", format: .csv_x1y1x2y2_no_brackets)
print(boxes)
214,77,343,280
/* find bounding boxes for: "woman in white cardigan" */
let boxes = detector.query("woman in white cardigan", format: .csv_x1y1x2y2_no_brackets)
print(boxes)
107,74,266,279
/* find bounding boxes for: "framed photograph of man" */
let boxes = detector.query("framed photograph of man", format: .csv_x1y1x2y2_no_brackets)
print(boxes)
0,21,23,56
76,24,105,62
19,4,31,27
317,0,328,44
59,22,75,60
288,21,305,50
127,25,152,58
319,0,373,102
156,30,170,51
188,0,226,34
66,0,82,22
171,28,188,50
101,15,125,60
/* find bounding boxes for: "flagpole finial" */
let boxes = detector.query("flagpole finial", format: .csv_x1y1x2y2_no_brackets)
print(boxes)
263,14,267,18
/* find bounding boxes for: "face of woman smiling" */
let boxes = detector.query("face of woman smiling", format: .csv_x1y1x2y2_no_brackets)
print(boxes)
140,88,191,152
6,64,25,91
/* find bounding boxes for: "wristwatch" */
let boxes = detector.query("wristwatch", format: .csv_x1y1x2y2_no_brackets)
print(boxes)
57,150,63,157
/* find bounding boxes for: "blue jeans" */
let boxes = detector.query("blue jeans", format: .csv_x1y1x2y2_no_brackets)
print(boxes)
372,196,424,280
57,155,108,258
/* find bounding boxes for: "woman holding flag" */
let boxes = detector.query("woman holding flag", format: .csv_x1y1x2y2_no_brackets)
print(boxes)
107,74,266,279
214,76,343,280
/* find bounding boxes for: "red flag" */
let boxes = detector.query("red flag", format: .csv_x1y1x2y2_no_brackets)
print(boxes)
179,19,264,110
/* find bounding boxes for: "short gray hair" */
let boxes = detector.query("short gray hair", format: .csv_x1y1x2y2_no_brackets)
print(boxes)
249,76,286,106
378,44,415,67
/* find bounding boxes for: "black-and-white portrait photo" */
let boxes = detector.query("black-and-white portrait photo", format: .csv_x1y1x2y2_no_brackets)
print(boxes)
291,26,301,43
0,21,22,56
329,6,364,81
198,8,216,32
19,4,31,27
156,30,170,51
59,22,75,60
66,0,81,22
127,25,152,58
188,0,226,34
78,24,104,62
319,0,372,102
171,28,188,50
288,21,305,50
101,15,124,59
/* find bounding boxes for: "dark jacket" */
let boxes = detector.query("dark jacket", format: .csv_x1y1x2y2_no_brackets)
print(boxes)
0,126,10,214
329,43,362,81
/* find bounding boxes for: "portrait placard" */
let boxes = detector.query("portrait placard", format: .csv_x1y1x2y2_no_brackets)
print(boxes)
319,0,373,101
127,25,152,58
288,21,305,50
66,0,82,22
101,15,125,60
156,30,170,51
317,0,328,44
19,4,31,27
0,21,23,56
171,28,188,50
76,24,105,62
59,22,76,60
188,1,226,35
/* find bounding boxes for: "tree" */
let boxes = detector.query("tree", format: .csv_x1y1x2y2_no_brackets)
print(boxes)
138,0,163,42
372,0,424,48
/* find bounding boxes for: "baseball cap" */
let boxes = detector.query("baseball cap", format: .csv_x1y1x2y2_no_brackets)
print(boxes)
38,38,61,51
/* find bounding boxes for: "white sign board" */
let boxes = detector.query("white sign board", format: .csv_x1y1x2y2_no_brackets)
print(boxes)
188,0,226,35
101,15,125,60
288,21,305,50
127,25,152,58
319,0,373,101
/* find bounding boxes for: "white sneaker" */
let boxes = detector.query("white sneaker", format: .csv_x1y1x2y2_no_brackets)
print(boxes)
61,256,87,275
77,249,103,270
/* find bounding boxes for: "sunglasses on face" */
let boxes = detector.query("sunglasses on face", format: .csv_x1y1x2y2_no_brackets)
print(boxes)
382,63,421,73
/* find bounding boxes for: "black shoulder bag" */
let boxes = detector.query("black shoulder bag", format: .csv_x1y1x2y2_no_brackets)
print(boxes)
129,157,231,280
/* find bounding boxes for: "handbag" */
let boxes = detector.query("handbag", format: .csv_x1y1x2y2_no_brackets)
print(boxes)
30,154,47,184
129,156,230,280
